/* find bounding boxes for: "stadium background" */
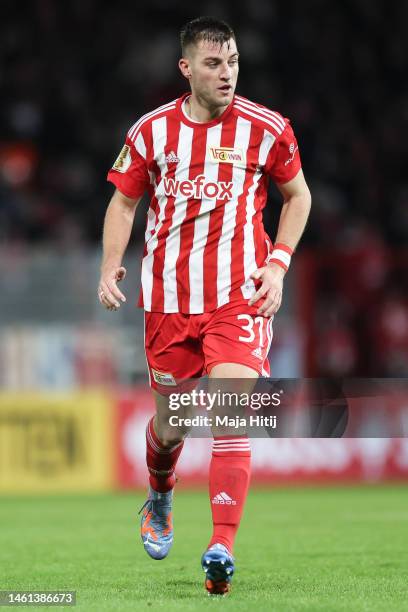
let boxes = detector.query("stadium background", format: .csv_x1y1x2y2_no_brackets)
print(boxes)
1,3,407,609
1,0,407,494
0,5,408,608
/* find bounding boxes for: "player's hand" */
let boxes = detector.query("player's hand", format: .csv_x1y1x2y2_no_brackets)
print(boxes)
98,266,127,311
248,264,285,317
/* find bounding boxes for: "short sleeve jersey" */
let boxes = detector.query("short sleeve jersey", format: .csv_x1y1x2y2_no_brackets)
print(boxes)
107,93,302,313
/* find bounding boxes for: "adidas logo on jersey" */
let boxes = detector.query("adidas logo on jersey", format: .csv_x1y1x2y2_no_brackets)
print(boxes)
165,151,180,164
212,491,237,505
251,347,263,360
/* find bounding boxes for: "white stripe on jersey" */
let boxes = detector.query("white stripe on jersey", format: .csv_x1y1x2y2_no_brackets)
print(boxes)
128,100,177,141
234,101,284,135
259,129,277,164
216,116,252,307
163,123,194,311
134,131,146,159
240,130,276,300
141,115,168,311
241,179,259,299
235,96,286,131
188,123,222,313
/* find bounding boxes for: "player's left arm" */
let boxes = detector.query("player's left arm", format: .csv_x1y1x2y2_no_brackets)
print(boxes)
249,168,312,317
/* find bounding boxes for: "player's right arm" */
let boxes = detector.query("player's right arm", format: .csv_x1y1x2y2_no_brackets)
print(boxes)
98,189,142,311
99,124,150,310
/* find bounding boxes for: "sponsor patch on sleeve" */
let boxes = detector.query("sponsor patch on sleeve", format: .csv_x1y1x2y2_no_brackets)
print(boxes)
284,142,299,166
112,144,132,173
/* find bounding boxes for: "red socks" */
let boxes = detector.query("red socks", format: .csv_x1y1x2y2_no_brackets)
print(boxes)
145,421,251,553
145,417,184,493
208,435,251,554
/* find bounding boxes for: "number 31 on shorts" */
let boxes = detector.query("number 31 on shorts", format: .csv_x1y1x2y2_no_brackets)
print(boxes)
237,314,273,349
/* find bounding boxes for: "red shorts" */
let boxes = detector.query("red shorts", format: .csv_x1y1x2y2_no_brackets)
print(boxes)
144,300,273,394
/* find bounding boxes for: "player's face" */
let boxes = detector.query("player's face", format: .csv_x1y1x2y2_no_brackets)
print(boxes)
185,38,239,109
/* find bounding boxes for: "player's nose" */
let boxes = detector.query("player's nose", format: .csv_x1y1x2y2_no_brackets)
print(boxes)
219,63,232,80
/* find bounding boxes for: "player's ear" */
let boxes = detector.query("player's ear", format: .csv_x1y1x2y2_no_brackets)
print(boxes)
179,58,191,80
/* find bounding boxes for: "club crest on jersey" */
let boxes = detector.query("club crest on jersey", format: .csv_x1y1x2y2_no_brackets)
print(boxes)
208,146,245,167
112,144,131,173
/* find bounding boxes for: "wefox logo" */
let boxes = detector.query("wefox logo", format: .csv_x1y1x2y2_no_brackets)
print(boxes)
162,174,233,200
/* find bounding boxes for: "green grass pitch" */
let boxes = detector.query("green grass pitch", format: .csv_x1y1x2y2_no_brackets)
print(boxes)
1,485,408,611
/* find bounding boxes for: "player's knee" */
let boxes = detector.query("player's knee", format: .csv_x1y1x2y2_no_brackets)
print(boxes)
155,418,188,447
158,429,186,448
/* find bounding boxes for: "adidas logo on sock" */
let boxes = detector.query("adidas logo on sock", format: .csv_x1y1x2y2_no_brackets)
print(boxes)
212,491,237,505
165,150,180,164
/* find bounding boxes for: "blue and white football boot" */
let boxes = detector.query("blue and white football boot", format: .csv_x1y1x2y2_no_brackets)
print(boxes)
201,543,235,595
139,487,173,560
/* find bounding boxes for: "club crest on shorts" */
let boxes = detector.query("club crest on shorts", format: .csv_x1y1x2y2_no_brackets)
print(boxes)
112,144,131,173
151,369,177,386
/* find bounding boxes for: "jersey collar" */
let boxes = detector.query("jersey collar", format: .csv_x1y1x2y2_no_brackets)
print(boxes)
176,92,234,128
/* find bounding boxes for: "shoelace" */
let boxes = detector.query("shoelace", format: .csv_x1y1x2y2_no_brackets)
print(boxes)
138,498,153,515
138,487,175,517
138,496,172,543
138,498,170,516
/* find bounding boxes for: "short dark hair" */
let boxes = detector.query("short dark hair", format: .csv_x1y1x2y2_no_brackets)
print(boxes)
180,16,235,55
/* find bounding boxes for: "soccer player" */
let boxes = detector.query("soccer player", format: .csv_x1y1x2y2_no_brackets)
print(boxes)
98,16,311,595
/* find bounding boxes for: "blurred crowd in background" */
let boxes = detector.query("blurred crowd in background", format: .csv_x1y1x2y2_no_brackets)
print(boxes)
1,0,407,377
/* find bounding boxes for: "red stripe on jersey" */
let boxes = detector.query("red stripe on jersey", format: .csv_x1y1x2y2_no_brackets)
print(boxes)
137,129,163,309
253,175,271,270
176,127,207,312
150,115,182,311
229,122,261,300
203,115,237,312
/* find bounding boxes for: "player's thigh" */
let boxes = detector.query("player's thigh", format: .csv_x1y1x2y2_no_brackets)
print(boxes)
203,303,273,436
209,362,258,380
145,311,203,444
144,311,204,393
203,301,273,380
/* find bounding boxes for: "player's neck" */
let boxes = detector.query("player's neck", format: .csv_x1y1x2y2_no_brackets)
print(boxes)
185,94,228,123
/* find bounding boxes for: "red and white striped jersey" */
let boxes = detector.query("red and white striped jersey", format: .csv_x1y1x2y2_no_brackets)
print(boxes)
107,92,302,313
